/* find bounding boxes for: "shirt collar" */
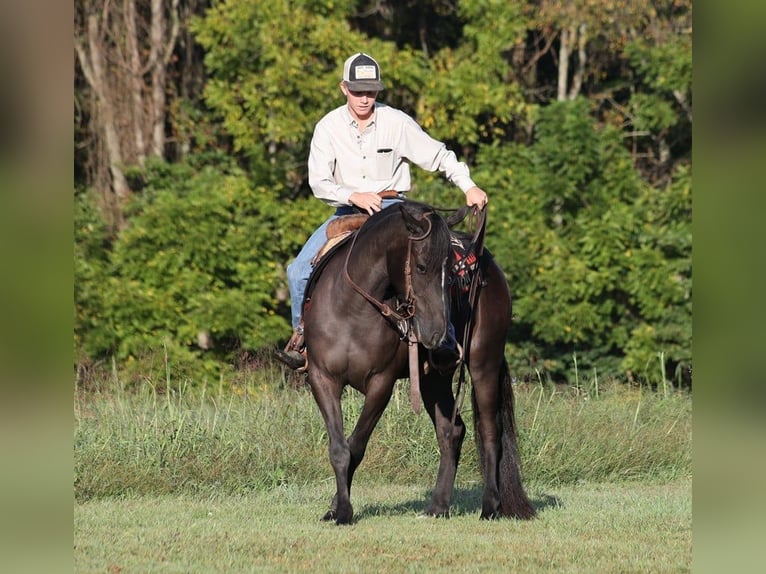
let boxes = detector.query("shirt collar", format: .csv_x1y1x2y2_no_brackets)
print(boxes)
341,103,377,128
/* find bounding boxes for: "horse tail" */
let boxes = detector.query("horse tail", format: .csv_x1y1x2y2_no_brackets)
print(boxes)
497,359,536,519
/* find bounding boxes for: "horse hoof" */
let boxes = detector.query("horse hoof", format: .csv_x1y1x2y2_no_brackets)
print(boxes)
424,507,450,519
321,510,336,522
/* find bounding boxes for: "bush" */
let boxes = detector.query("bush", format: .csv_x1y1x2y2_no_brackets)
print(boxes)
474,99,691,383
74,158,326,387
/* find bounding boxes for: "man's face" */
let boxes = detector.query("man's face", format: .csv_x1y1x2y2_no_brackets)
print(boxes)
340,82,378,120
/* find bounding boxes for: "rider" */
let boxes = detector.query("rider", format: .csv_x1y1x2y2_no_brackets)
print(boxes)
276,52,488,370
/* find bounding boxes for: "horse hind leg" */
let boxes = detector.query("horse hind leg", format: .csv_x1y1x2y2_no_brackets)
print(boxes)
470,384,503,520
472,359,535,520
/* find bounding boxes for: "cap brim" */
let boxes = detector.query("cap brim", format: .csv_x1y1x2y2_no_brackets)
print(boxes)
344,80,384,91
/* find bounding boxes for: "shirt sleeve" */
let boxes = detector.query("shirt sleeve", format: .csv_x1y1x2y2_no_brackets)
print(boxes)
307,119,354,205
397,112,477,194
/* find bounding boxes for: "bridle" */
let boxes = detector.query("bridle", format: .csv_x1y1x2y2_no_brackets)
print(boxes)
342,209,435,332
342,208,439,413
340,204,486,417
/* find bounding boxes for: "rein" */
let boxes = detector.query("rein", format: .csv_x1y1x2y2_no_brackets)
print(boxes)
340,204,487,418
451,205,487,425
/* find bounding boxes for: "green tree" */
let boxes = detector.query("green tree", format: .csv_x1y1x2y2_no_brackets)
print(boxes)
475,98,690,382
192,0,420,196
74,0,692,387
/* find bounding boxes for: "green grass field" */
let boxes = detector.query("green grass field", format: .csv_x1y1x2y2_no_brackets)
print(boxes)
74,373,691,572
75,479,690,573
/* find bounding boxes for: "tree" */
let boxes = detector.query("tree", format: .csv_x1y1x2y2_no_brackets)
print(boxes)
75,0,184,228
474,97,691,382
73,0,692,385
75,157,308,382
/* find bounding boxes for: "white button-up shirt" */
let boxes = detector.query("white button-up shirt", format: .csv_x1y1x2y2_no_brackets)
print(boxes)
308,103,477,207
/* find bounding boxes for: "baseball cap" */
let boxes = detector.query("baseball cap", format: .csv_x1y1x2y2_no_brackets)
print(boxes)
342,53,384,91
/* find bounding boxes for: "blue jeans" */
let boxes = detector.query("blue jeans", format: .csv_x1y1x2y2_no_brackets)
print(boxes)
286,199,402,328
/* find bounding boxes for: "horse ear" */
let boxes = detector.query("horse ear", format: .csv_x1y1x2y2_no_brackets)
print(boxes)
399,203,428,235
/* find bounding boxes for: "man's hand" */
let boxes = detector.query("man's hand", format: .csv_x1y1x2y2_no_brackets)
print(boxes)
465,186,488,209
349,191,383,215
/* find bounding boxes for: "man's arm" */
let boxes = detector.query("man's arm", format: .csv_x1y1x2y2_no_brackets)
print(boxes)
307,123,353,206
397,112,487,206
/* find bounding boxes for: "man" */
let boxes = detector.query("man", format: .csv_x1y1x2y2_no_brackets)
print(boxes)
276,52,488,370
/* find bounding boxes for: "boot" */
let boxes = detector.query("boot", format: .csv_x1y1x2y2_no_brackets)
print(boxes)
275,326,307,371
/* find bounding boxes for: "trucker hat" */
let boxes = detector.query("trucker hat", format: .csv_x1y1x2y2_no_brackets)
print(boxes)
342,53,385,91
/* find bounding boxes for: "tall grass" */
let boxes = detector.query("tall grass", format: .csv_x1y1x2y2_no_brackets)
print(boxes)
74,365,691,501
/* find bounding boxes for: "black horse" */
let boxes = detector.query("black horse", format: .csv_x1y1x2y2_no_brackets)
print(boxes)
302,200,535,524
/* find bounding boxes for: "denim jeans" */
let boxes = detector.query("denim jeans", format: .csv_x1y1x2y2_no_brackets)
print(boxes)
286,199,402,328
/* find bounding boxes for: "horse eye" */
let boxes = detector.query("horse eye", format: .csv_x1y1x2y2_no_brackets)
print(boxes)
416,263,427,274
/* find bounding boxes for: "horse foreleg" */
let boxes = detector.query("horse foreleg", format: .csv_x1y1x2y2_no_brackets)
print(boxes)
345,378,395,495
421,373,465,518
308,376,354,525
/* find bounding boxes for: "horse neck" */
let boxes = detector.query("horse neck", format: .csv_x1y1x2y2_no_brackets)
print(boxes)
346,216,410,299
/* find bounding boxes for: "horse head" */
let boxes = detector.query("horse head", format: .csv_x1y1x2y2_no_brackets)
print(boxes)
398,202,452,350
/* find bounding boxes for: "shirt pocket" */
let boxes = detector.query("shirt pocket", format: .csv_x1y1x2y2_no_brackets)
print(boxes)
374,148,395,180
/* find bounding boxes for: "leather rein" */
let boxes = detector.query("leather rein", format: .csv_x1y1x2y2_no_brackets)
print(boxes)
342,208,435,414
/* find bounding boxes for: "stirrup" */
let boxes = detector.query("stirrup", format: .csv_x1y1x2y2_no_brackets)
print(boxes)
425,341,463,374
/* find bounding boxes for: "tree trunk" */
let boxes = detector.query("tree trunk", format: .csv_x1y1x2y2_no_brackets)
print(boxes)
568,23,587,100
150,0,167,158
125,0,147,166
75,0,183,226
557,27,571,102
77,13,130,222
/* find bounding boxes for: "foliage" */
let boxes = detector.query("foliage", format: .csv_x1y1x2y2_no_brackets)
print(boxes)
74,158,326,385
74,188,113,361
416,0,529,146
192,0,419,196
475,98,691,382
74,0,693,386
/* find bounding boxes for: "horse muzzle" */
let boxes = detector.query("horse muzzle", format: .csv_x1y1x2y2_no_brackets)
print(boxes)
413,320,450,350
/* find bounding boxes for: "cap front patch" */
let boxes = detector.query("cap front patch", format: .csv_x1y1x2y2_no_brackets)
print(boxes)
354,65,377,80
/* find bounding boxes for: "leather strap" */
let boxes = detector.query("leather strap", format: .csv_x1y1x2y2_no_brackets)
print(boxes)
408,331,421,414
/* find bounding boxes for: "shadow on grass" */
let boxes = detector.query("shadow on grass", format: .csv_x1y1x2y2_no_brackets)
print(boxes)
354,485,562,521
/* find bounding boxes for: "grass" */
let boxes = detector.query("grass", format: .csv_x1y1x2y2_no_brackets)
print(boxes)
75,374,691,500
74,479,691,572
74,366,691,571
